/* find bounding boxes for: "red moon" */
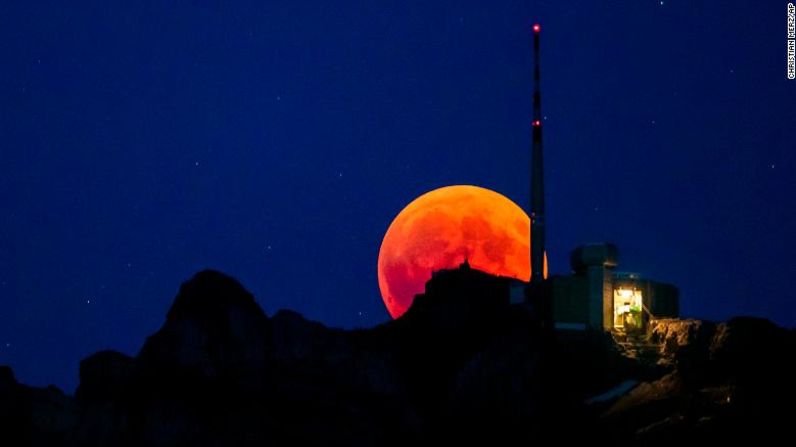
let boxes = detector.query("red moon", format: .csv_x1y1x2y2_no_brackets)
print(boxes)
377,185,547,319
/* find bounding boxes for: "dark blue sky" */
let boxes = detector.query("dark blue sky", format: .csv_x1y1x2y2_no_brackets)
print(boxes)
1,1,794,392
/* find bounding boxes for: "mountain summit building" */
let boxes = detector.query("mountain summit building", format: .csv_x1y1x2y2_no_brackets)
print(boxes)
418,24,679,334
523,25,679,333
544,243,679,332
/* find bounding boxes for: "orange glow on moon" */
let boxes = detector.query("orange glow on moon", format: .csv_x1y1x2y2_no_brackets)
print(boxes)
377,185,547,319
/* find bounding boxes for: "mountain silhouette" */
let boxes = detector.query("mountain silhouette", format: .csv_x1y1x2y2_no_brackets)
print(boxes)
1,267,794,446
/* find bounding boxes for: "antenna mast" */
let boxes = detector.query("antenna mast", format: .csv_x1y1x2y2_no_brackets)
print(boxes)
530,23,546,283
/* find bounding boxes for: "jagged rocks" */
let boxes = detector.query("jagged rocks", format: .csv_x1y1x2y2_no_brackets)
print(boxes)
1,269,794,446
0,370,79,447
76,350,134,403
601,316,796,444
0,365,16,394
136,270,273,393
648,318,716,359
709,317,794,381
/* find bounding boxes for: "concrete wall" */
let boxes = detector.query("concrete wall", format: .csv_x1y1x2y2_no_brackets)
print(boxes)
550,275,589,325
552,272,678,331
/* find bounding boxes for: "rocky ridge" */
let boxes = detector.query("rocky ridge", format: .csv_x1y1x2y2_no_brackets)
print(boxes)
1,269,793,446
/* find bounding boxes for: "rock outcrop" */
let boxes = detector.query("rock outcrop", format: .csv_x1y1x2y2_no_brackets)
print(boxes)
603,316,796,444
137,269,273,392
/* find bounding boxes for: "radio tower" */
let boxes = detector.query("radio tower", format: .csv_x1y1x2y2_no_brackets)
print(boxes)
530,23,546,284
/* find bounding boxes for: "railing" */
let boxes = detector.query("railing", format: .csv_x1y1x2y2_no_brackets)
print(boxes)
642,303,655,320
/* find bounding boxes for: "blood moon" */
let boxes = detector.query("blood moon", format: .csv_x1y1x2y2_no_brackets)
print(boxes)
377,185,545,319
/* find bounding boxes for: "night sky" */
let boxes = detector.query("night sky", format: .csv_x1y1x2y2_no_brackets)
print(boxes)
1,1,794,392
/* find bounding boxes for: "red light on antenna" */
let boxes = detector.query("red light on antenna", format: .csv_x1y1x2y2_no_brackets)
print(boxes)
532,120,542,127
532,24,541,33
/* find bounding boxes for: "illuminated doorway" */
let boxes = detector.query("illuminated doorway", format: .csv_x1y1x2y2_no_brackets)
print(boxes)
613,288,643,330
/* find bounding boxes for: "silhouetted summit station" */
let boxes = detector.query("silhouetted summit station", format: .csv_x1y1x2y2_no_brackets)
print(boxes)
406,259,526,328
523,24,679,337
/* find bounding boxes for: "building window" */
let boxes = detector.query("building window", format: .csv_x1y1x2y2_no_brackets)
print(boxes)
613,288,643,330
